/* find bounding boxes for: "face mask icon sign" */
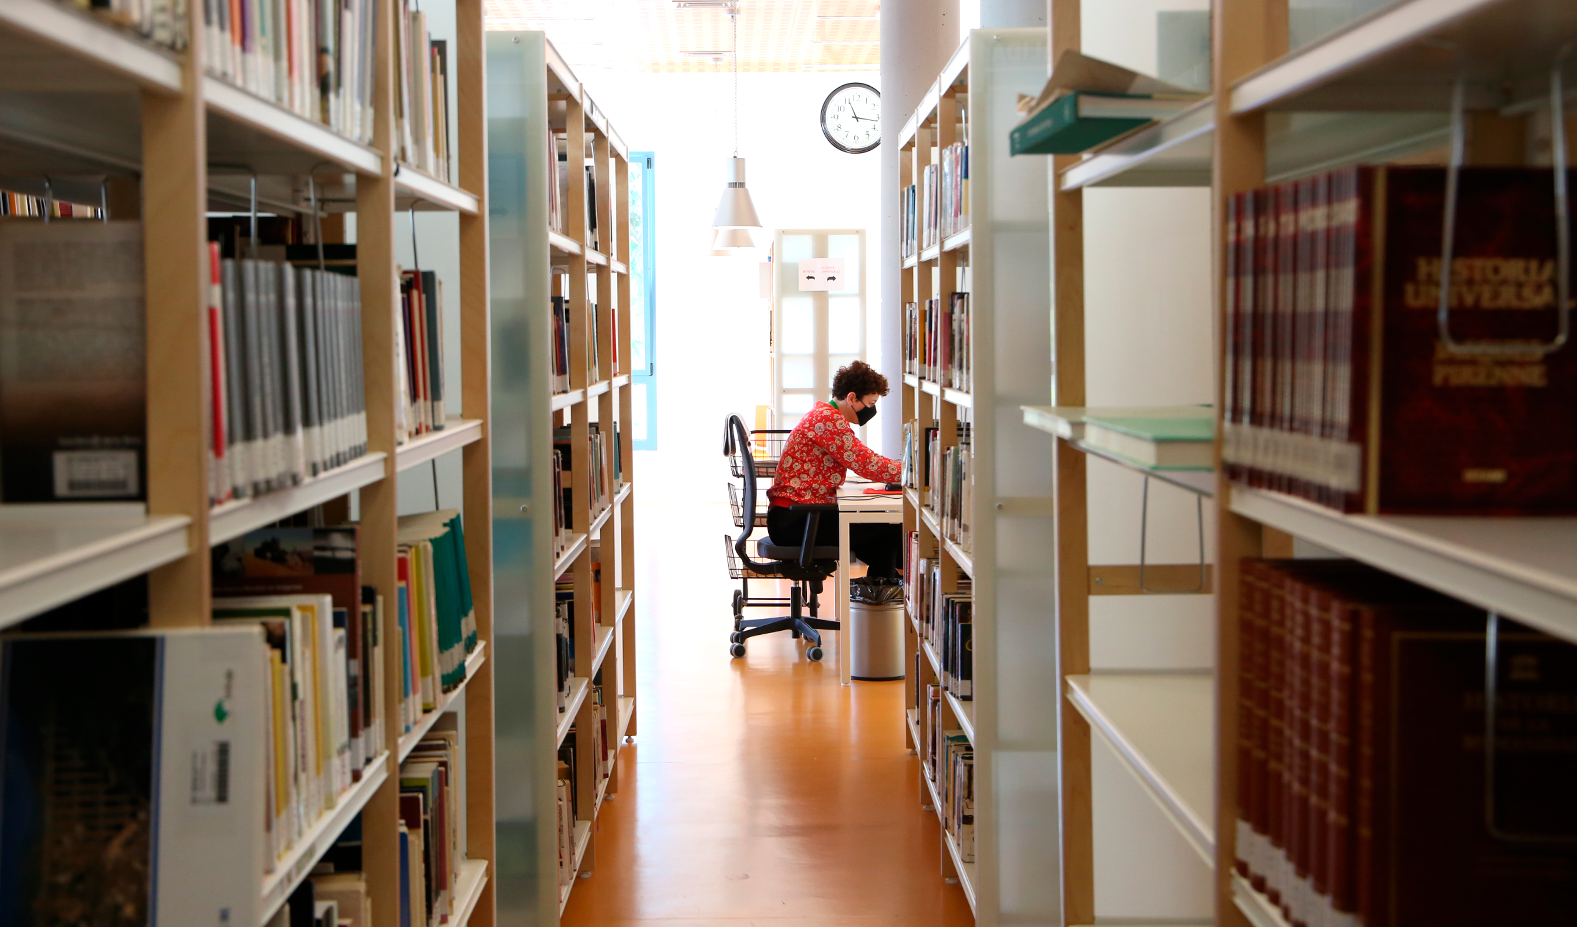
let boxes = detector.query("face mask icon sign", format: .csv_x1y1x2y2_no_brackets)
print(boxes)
798,258,847,291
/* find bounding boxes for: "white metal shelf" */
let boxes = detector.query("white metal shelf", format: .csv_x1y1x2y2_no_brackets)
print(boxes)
203,76,382,175
944,690,975,743
1060,97,1215,191
1231,484,1577,645
548,229,582,254
919,753,978,915
1065,673,1216,867
903,253,917,269
398,643,488,762
942,227,971,251
395,419,484,473
260,753,390,925
592,623,614,675
551,389,585,411
584,247,608,266
450,860,489,927
210,452,387,546
617,694,635,740
610,258,628,275
615,587,634,622
1233,873,1293,927
588,502,615,535
920,244,940,262
1021,406,1216,497
943,537,974,577
559,821,593,913
553,533,588,579
587,379,611,398
0,0,182,93
0,505,189,630
557,676,590,747
394,163,480,214
612,373,630,387
1230,0,1576,113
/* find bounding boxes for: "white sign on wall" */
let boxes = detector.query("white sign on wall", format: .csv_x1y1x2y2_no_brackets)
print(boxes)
796,258,847,291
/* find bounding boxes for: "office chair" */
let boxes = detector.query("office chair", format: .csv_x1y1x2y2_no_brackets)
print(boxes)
724,413,840,662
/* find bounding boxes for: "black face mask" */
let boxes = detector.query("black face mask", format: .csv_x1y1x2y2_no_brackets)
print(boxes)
855,402,878,426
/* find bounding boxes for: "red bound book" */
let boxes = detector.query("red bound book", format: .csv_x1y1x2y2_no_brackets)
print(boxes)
1254,189,1278,491
1284,566,1310,926
1304,576,1333,926
1264,564,1289,907
1276,183,1299,496
1224,193,1243,485
1291,178,1314,504
1236,557,1262,882
1309,172,1335,511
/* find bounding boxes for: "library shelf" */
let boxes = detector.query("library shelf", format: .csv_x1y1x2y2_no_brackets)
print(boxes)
903,373,920,388
922,637,942,676
398,643,489,763
920,244,941,262
942,387,972,408
918,501,941,538
612,373,631,387
588,502,615,535
1064,673,1215,867
1021,406,1215,497
587,379,611,398
1229,0,1577,114
451,860,490,927
903,253,917,269
0,0,181,93
0,505,190,631
906,707,921,746
557,676,591,747
393,162,480,214
944,826,980,915
548,229,582,254
592,622,614,675
1060,97,1215,190
584,247,608,266
209,452,388,546
559,821,594,913
203,76,381,175
1230,484,1577,645
1232,873,1294,927
615,481,633,504
551,388,585,411
554,533,588,579
395,419,485,472
615,587,634,622
943,537,974,577
942,227,972,252
610,258,628,275
944,690,975,743
617,694,635,739
260,752,391,924
921,379,942,397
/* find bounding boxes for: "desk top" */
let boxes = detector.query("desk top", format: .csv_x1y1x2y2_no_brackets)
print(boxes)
838,482,904,512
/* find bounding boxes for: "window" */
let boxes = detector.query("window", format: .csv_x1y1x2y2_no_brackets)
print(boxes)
772,230,866,433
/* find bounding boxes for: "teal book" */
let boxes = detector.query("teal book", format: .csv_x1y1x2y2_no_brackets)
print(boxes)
1081,406,1215,470
1011,92,1196,155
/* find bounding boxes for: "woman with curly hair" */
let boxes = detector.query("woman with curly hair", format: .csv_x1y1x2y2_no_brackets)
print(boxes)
765,360,904,579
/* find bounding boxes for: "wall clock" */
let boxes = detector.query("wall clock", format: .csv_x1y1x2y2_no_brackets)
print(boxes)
820,82,880,154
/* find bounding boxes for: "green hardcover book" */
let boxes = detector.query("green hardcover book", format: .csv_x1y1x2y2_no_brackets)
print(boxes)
1081,407,1215,470
1010,49,1204,156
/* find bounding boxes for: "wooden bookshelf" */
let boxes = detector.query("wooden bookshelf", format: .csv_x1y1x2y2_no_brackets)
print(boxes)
895,30,1054,923
0,0,497,923
484,31,638,924
1016,1,1577,927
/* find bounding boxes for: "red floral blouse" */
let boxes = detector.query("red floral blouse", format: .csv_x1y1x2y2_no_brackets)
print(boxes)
767,401,902,507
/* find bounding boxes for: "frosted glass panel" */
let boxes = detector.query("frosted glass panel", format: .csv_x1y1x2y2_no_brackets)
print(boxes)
633,383,648,441
628,161,647,372
782,356,814,389
780,296,813,354
828,296,862,354
781,234,813,263
829,355,859,384
1290,0,1392,48
828,234,861,293
781,392,814,414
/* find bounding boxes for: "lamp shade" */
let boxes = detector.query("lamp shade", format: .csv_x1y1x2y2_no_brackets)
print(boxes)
711,156,761,229
709,227,757,257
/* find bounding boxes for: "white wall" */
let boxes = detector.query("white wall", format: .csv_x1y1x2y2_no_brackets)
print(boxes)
580,70,884,504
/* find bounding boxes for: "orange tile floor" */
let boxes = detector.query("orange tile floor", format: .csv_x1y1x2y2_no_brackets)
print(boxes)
560,502,975,927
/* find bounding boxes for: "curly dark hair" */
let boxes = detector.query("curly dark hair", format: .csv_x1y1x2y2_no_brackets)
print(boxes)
831,360,889,401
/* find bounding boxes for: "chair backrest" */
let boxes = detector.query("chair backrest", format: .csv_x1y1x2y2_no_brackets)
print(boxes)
725,414,773,572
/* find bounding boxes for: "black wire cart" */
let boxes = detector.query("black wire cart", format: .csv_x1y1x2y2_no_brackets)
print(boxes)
722,425,805,628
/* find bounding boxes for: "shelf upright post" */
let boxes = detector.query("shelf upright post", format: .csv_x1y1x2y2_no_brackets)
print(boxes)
1043,0,1092,923
615,148,638,739
456,0,497,921
1211,0,1286,922
900,132,918,752
143,0,211,625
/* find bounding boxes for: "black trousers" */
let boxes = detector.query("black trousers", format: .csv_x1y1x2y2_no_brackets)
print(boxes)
766,505,904,579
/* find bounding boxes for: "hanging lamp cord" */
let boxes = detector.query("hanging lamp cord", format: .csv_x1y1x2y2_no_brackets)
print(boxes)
732,7,739,157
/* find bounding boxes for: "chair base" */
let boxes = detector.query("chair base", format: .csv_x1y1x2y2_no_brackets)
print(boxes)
729,584,837,660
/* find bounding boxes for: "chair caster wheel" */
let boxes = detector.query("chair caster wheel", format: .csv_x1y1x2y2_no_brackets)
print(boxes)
730,643,746,658
731,590,743,617
729,631,742,643
806,646,823,662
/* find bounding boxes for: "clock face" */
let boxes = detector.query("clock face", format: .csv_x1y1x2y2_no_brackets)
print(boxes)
821,82,880,154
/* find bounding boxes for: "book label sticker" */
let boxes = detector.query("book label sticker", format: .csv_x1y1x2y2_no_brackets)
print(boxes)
52,448,138,497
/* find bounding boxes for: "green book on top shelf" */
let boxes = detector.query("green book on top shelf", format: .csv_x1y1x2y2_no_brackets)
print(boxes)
1081,407,1214,471
1010,49,1203,156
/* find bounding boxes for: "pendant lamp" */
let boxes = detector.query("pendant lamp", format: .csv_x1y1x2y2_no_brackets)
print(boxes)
711,6,762,232
709,227,757,256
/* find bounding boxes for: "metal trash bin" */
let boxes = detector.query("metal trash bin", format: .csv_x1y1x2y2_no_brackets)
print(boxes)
849,578,905,681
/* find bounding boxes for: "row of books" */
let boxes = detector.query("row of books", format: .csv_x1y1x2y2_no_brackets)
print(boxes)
399,723,468,927
0,189,103,218
269,820,369,927
395,3,453,182
201,0,376,145
906,531,974,701
553,424,614,530
1221,165,1577,515
936,437,972,553
900,140,970,257
396,510,480,723
399,269,449,441
1235,559,1577,927
547,131,602,250
919,681,975,863
64,0,187,50
208,246,369,505
550,293,618,394
903,292,972,390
